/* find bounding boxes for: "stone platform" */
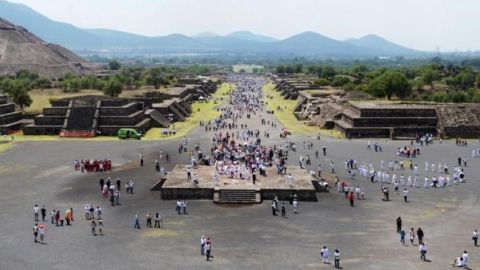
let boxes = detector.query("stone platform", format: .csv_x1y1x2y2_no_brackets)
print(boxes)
155,165,318,202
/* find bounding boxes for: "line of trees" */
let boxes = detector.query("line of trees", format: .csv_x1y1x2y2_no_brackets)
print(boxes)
275,63,480,102
0,64,213,108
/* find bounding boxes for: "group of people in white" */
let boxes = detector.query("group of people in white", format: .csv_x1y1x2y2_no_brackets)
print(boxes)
355,159,465,189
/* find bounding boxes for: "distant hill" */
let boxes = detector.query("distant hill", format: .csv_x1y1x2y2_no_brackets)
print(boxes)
345,34,419,56
226,31,277,43
275,31,363,56
0,0,426,57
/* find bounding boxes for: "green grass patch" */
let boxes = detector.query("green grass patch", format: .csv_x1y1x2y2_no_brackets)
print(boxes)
144,82,234,140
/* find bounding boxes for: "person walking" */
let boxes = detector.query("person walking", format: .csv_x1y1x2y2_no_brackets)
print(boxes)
200,235,206,255
462,250,469,267
205,238,212,261
272,201,277,216
40,206,47,222
292,198,298,214
348,191,354,207
33,223,38,243
417,227,424,245
146,212,152,228
334,249,341,269
281,202,286,218
321,246,330,264
33,205,39,222
473,229,478,246
90,220,97,235
403,188,409,202
400,229,406,245
154,213,162,228
419,242,427,261
409,228,416,246
396,217,402,233
38,224,46,244
98,219,103,236
134,213,141,229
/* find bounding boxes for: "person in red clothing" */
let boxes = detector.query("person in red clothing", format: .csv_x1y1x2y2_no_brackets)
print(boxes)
348,191,355,207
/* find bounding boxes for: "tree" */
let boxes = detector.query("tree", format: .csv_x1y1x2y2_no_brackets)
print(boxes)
145,68,168,89
331,76,352,88
320,65,336,79
7,80,32,109
313,78,330,86
108,60,121,70
293,64,303,73
458,71,476,90
422,69,440,88
476,74,480,88
103,78,123,97
275,65,286,73
368,71,410,100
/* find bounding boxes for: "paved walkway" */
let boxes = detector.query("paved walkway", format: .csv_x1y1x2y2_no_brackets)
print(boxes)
0,75,479,270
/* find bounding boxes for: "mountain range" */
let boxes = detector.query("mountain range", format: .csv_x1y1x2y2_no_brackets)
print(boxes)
0,0,424,57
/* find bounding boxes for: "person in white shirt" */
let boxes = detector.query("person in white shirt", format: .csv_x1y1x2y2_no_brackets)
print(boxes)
403,188,409,202
462,250,469,266
292,198,298,214
473,230,479,246
321,246,329,263
33,205,39,221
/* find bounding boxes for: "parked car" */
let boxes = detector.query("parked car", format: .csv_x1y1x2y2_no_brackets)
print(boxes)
117,128,142,140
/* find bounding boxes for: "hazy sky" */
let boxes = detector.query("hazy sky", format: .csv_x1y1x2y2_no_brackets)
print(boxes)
8,0,480,51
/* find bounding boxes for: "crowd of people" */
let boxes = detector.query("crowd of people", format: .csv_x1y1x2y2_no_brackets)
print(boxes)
74,159,112,173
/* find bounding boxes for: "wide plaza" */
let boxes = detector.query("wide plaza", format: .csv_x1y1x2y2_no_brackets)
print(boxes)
0,77,479,270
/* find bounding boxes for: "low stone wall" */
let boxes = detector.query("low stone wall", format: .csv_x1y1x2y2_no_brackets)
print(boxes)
43,107,68,116
0,103,15,115
0,112,22,125
23,125,62,135
34,115,65,125
351,117,437,127
99,103,141,116
99,111,145,126
444,126,480,138
355,107,437,118
160,188,214,200
98,118,151,135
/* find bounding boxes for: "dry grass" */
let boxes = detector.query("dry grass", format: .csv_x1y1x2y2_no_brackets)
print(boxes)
27,89,104,114
26,87,171,114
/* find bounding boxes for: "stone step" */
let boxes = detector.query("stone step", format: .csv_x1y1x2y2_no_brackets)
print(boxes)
218,189,259,203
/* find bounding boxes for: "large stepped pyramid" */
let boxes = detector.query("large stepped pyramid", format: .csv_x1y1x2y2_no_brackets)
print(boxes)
0,17,96,78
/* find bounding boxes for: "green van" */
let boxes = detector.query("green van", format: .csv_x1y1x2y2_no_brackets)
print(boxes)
117,128,142,140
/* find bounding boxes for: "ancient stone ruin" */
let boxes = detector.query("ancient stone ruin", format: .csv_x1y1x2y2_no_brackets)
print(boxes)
274,77,480,139
0,18,96,78
22,79,219,136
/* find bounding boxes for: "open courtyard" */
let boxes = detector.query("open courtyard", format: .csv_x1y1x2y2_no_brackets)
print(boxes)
0,76,479,270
